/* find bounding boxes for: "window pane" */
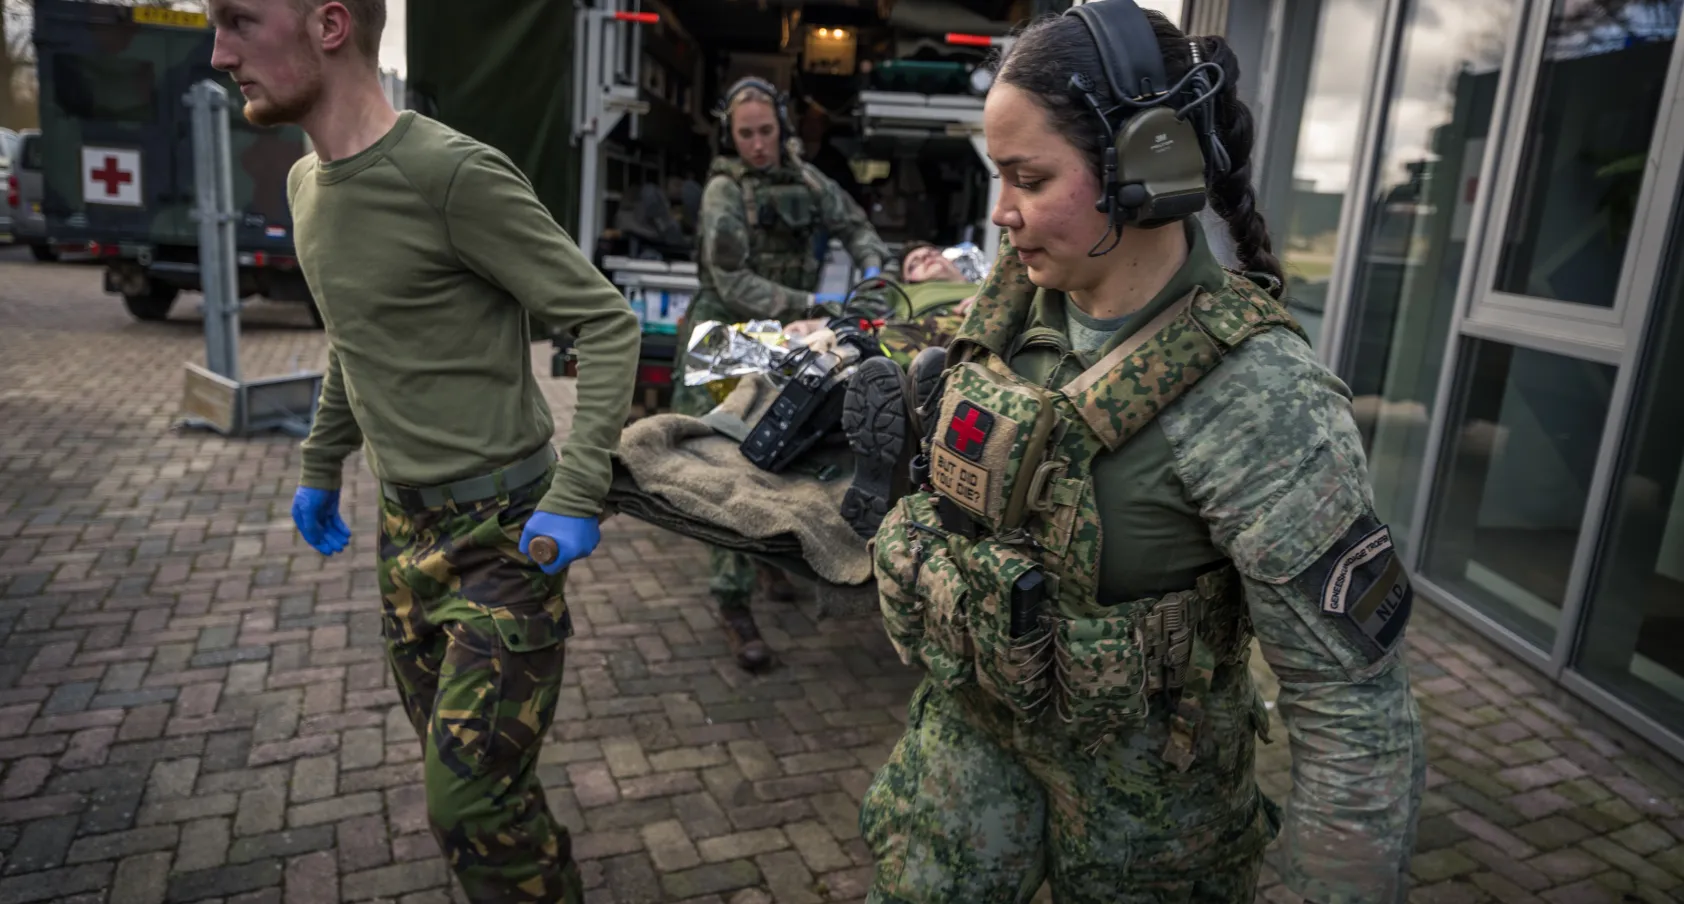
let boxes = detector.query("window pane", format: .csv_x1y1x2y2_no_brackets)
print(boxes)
1343,0,1519,559
1493,0,1680,306
1276,0,1388,345
1575,205,1684,735
1422,339,1615,649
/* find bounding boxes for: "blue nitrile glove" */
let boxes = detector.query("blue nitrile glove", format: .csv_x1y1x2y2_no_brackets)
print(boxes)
861,266,881,280
291,486,351,556
519,512,602,575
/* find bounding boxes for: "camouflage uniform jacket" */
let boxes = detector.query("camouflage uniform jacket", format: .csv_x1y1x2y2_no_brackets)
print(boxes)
873,232,1426,903
690,155,887,330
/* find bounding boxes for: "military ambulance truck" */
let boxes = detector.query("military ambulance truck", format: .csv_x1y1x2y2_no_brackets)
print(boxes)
31,0,316,324
404,0,1026,411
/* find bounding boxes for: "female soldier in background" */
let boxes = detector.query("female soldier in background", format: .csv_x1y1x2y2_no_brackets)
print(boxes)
679,77,889,670
859,4,1425,903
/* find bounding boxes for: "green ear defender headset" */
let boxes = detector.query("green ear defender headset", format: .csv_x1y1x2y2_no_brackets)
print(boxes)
1063,0,1229,251
714,76,796,158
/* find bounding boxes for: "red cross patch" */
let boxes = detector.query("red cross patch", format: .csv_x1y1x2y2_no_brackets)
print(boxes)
944,401,995,462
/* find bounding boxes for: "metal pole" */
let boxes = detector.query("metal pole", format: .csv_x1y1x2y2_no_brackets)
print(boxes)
188,79,241,383
213,81,241,385
578,12,605,249
579,137,602,255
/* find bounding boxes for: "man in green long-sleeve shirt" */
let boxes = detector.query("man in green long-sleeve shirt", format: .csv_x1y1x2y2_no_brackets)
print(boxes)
210,1,638,901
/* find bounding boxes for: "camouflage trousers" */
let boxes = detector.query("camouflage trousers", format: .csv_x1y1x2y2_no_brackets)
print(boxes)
670,381,758,610
859,670,1282,904
376,467,582,904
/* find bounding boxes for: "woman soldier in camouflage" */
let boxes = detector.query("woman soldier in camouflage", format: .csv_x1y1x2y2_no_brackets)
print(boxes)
679,77,889,670
859,5,1426,903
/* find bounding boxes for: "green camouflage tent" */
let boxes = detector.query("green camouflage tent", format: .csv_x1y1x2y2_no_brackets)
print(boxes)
406,0,582,237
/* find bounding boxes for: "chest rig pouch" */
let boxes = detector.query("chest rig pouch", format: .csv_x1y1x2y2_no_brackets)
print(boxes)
869,248,1305,771
753,182,817,232
925,357,1060,536
741,171,825,293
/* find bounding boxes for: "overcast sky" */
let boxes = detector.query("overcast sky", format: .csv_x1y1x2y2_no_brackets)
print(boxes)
1287,0,1511,194
1138,0,1185,23
378,0,406,77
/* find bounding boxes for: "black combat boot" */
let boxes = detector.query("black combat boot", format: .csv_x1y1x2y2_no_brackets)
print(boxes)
755,564,799,603
908,346,948,424
720,602,772,671
841,347,948,539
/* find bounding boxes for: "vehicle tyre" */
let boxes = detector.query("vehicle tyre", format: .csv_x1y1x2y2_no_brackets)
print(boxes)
30,244,58,262
123,282,180,321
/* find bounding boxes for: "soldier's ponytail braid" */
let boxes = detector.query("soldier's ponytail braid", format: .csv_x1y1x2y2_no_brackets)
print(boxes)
1190,35,1284,298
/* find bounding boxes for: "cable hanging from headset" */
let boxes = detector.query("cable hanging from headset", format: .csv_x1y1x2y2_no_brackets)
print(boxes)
1181,43,1232,180
1087,221,1125,258
840,275,914,321
810,275,914,324
1067,78,1127,258
1082,59,1224,122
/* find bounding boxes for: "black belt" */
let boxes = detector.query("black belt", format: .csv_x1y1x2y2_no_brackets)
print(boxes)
380,444,556,510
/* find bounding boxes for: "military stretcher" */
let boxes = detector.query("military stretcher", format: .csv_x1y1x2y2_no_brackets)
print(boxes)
594,290,950,586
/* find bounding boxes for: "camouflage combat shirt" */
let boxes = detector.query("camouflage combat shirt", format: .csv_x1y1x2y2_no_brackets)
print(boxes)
691,155,887,325
961,221,1427,903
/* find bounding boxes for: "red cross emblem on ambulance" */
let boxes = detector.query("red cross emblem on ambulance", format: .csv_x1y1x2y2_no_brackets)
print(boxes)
80,146,143,208
944,401,994,462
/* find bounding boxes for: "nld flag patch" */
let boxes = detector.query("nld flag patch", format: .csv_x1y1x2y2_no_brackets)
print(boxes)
1304,518,1414,664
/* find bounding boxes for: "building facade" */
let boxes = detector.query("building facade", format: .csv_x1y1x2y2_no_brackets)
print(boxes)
1182,0,1684,761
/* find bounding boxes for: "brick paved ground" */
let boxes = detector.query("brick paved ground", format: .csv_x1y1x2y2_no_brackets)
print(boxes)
2,245,1682,904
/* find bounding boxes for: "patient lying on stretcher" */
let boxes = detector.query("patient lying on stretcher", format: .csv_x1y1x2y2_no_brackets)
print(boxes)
603,242,987,591
783,240,982,351
779,241,986,538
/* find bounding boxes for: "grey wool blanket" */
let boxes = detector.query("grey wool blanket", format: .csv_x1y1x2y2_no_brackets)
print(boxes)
603,375,873,586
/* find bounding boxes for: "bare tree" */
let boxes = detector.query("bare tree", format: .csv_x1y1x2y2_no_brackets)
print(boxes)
3,0,207,129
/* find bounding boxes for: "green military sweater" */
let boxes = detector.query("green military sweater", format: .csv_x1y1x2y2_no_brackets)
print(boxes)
288,111,640,518
1004,220,1228,599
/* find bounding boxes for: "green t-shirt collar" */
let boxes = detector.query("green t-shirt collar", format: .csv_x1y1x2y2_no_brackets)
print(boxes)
1011,218,1226,366
316,110,418,184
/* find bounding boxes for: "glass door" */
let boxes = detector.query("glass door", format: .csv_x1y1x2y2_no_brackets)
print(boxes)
1569,194,1684,748
1253,0,1393,349
1414,0,1684,664
1335,0,1527,562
